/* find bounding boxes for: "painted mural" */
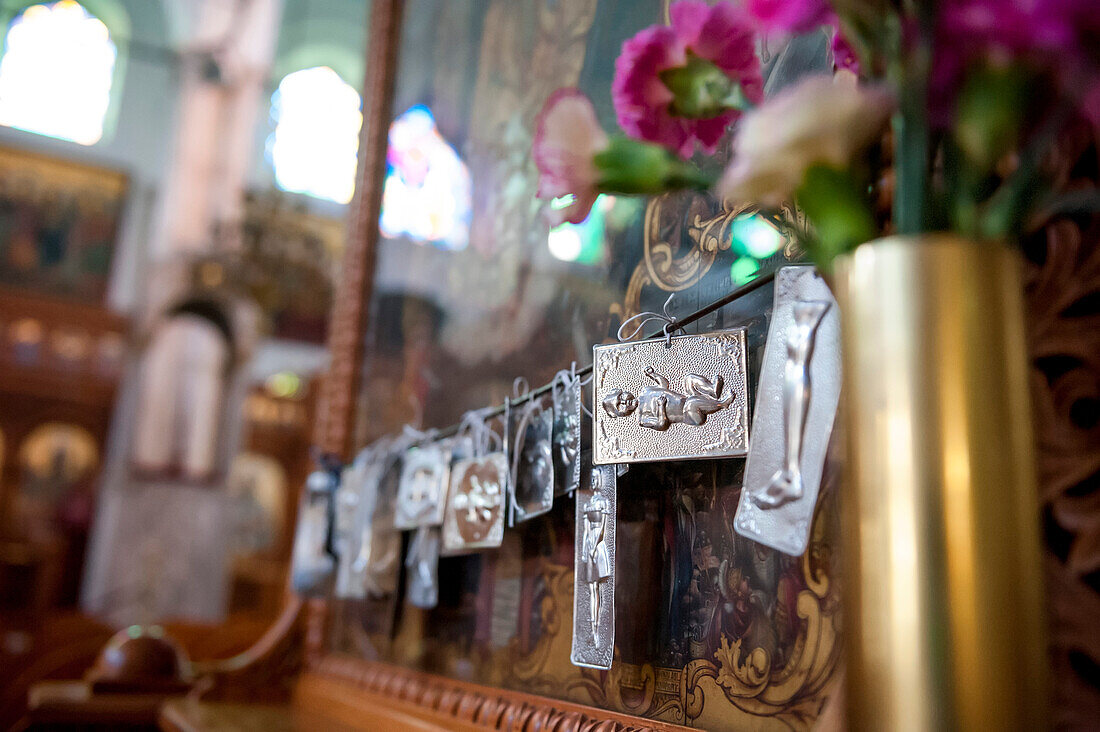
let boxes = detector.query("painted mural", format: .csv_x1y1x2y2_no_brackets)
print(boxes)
0,145,126,303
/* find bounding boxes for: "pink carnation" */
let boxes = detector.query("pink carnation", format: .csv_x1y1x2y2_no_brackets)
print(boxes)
930,0,1080,125
745,0,832,34
611,1,762,159
532,89,609,226
831,29,859,75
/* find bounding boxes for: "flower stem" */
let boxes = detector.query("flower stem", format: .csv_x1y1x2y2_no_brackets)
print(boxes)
890,9,932,235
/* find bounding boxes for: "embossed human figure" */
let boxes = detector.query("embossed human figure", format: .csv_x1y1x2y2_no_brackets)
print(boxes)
462,475,499,524
405,527,440,608
602,366,733,431
580,490,611,641
755,301,830,509
555,408,579,465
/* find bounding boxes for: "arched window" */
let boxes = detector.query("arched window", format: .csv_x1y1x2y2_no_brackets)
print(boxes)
0,1,117,145
380,105,471,251
269,66,361,204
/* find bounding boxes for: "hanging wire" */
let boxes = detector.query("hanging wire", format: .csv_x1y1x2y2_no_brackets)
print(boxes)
616,292,678,344
403,269,777,444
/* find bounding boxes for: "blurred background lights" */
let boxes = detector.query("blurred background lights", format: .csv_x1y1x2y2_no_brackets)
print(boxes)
0,1,117,145
547,227,582,261
265,371,301,399
725,212,785,285
549,194,576,211
730,256,761,285
730,212,783,259
379,105,471,250
546,194,637,264
269,66,362,204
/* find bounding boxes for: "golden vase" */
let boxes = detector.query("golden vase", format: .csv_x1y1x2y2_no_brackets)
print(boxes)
831,235,1048,731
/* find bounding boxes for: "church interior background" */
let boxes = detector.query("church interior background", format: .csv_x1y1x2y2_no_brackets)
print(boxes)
0,0,1096,730
0,0,357,710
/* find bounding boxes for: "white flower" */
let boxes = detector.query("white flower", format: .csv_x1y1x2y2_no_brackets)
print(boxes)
717,72,894,206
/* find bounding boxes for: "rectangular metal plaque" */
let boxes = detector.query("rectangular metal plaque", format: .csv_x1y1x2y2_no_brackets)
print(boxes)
571,464,616,670
362,456,403,597
553,378,583,496
735,266,840,556
289,472,335,597
593,328,750,464
394,442,452,529
510,407,555,523
441,452,508,554
405,526,441,609
333,458,376,598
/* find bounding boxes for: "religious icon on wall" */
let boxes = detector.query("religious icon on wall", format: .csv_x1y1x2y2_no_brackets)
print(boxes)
0,146,126,303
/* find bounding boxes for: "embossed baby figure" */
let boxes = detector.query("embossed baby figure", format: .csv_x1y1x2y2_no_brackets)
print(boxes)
580,492,612,641
603,366,733,431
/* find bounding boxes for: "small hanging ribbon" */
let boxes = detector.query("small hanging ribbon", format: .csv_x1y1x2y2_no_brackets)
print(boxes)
456,405,502,457
616,293,679,347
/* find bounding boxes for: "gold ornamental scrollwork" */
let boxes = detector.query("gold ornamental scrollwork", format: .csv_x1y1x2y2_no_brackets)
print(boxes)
641,192,756,295
492,478,841,731
614,192,778,339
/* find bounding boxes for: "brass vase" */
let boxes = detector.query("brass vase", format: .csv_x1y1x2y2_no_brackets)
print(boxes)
831,235,1047,731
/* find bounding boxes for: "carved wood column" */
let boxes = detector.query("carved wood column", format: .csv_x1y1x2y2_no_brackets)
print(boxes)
315,0,404,460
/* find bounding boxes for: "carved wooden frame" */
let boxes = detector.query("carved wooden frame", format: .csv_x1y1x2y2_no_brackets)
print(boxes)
298,657,690,732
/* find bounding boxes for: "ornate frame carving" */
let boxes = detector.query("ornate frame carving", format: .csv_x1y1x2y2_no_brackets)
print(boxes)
303,655,691,732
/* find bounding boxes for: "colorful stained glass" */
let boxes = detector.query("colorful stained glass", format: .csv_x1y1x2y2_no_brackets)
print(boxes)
379,105,471,251
0,1,117,145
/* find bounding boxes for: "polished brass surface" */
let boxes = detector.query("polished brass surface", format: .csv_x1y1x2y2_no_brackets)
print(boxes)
833,236,1048,731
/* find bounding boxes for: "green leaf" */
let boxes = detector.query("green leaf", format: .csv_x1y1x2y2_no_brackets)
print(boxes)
953,63,1029,175
974,103,1070,242
795,164,879,270
594,135,714,194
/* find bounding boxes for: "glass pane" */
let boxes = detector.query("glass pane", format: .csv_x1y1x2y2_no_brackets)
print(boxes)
339,3,837,729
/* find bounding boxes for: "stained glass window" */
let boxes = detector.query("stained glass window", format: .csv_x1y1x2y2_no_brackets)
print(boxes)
379,105,471,251
0,1,117,145
269,66,362,204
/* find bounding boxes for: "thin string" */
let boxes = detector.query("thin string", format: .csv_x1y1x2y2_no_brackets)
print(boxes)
549,367,572,407
400,269,777,446
508,397,542,505
616,292,677,344
456,406,500,456
575,361,595,419
512,377,531,400
402,425,439,444
552,363,594,420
